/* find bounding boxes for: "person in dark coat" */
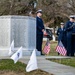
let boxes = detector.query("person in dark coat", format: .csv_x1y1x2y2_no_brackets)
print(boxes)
65,15,75,56
36,9,47,55
56,22,66,55
72,22,75,56
57,22,65,44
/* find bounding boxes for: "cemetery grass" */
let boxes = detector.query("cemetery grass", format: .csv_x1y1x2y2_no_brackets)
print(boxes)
48,58,75,68
0,59,53,75
42,41,58,56
43,41,75,67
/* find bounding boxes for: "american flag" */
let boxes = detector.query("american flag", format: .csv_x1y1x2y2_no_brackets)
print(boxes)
56,41,67,56
43,39,50,54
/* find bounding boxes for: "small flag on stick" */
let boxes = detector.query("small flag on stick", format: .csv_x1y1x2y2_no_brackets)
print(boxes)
10,47,22,63
8,40,14,56
26,49,38,72
56,41,67,56
43,39,50,54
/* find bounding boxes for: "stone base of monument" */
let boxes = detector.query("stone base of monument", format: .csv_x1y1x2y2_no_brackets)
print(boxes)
36,50,41,56
23,50,41,56
0,49,41,56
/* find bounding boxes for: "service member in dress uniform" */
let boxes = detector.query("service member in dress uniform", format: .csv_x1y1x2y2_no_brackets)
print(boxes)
56,22,65,55
65,15,75,56
72,16,75,56
36,9,47,55
57,22,65,44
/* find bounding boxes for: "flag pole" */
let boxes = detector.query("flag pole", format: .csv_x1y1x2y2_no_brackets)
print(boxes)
47,38,50,56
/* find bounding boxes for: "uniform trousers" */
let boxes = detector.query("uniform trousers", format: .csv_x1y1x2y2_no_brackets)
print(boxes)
72,34,75,56
66,32,72,56
36,34,43,54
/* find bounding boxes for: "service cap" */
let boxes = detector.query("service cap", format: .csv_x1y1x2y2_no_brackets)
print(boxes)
70,15,75,19
60,22,64,25
36,9,42,13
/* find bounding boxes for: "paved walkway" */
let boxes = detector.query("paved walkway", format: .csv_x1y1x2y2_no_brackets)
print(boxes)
0,56,75,75
19,56,75,75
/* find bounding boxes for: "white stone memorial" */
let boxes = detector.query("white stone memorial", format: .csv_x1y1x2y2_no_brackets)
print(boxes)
0,15,37,56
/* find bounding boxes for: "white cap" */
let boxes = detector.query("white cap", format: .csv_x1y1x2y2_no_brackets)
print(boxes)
60,22,64,25
69,15,75,19
36,9,42,13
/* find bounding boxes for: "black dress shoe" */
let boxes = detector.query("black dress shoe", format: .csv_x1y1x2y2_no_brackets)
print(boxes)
41,54,45,55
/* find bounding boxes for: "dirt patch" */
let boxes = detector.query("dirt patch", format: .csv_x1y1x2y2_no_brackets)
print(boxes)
0,71,24,75
0,70,53,75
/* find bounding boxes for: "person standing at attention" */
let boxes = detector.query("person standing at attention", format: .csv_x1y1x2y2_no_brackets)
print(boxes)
36,9,47,55
57,22,65,44
71,16,75,56
65,15,75,56
56,22,65,55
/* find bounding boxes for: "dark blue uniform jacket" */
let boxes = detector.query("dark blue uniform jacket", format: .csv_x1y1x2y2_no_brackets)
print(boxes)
57,28,64,42
72,23,75,33
65,21,74,32
36,17,45,35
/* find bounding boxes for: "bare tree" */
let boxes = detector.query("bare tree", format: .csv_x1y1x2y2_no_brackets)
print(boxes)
0,0,75,27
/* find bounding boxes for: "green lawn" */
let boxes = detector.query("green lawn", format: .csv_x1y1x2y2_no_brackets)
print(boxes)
0,59,53,75
49,41,58,56
0,59,26,72
48,58,75,68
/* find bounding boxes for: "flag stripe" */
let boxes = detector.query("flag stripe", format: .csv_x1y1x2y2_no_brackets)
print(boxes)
43,40,50,54
56,41,67,56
